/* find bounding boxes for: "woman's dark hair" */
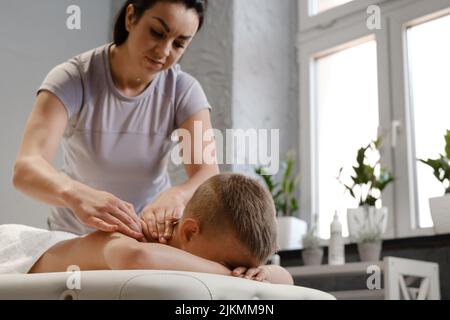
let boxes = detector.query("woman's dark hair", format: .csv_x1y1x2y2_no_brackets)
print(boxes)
113,0,208,46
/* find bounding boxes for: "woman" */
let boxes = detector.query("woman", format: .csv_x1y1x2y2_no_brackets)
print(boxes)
12,0,219,244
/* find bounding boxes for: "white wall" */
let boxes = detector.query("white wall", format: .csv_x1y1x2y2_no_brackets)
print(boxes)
0,0,113,227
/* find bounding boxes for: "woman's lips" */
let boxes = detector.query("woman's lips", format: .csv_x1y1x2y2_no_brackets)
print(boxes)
146,57,163,68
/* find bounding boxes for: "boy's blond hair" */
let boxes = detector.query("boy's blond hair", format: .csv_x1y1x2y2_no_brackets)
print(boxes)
184,173,278,264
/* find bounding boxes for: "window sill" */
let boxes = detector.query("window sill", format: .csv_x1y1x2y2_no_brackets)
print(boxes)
279,232,450,266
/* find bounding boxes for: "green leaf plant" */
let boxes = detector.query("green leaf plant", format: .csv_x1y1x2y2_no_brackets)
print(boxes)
337,138,395,207
302,215,321,249
255,150,300,217
350,208,386,244
418,130,450,195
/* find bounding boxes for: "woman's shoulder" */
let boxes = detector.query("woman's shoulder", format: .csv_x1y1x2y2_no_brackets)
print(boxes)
46,43,108,82
68,43,109,72
161,64,197,84
156,64,202,99
165,64,202,92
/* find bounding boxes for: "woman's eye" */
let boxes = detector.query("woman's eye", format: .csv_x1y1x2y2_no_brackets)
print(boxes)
150,29,164,38
174,42,185,49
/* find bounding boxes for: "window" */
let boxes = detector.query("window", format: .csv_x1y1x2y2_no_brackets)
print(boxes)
311,0,355,16
299,0,387,32
406,14,450,228
298,0,450,241
314,38,379,238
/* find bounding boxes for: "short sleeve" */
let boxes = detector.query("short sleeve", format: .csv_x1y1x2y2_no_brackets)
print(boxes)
37,59,83,119
174,72,211,128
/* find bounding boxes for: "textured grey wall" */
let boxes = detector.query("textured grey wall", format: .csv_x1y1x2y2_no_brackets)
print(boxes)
233,0,299,177
0,1,113,228
169,0,235,183
171,0,299,186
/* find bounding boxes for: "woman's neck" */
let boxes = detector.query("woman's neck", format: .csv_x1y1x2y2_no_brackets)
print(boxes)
109,43,155,94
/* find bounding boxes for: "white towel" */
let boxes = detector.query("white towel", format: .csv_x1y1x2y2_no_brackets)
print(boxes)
0,224,77,274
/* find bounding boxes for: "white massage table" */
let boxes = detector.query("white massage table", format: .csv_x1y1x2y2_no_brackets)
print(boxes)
0,270,335,300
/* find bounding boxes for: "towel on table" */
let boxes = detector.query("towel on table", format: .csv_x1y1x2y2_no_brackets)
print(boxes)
0,224,77,274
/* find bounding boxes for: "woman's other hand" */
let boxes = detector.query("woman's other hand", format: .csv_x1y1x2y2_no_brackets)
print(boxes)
140,187,186,244
65,181,143,240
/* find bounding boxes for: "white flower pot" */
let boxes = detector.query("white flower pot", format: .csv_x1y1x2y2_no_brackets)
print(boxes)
302,248,324,266
357,242,382,262
429,194,450,235
276,216,307,251
347,206,388,241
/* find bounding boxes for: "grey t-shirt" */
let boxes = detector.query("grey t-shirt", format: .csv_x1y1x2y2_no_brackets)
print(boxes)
38,43,210,235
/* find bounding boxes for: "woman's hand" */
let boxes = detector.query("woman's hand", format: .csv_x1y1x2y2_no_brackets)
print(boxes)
140,187,186,244
231,266,271,283
64,181,143,240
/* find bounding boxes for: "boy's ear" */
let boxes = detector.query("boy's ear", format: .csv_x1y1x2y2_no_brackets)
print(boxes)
179,218,200,244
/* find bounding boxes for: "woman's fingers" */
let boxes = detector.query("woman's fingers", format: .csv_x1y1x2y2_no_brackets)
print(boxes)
123,202,142,228
155,208,166,241
104,209,143,239
164,219,173,240
109,207,137,231
87,217,118,233
110,205,141,234
139,219,151,242
170,206,184,221
103,213,137,237
163,206,182,239
141,205,183,243
117,201,141,233
144,212,158,239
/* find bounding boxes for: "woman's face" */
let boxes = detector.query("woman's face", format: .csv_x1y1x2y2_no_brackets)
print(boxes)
125,2,200,74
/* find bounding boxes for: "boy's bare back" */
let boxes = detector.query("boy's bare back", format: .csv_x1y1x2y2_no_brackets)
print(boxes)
29,231,140,273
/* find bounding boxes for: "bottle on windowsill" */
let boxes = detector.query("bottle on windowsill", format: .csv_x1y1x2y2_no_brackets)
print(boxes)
328,211,345,265
269,254,280,266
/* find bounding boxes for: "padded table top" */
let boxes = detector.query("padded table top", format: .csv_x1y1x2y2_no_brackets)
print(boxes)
0,270,335,300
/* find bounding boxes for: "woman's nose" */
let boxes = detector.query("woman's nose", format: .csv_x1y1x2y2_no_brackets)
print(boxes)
154,41,171,59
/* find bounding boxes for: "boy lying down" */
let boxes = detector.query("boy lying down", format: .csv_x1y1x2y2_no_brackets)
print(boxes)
0,174,293,285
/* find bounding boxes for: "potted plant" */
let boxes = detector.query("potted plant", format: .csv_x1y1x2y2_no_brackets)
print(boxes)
418,130,450,234
255,150,307,250
337,138,394,245
301,221,323,266
351,213,384,262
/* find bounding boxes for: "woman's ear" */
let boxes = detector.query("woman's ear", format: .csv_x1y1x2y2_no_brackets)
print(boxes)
178,218,200,247
125,4,137,32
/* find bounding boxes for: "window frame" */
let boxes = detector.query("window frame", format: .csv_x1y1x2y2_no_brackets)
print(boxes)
299,0,389,32
297,0,450,242
388,0,450,238
298,12,395,241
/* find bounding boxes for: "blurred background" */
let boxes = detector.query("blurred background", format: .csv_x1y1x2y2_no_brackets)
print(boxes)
1,0,449,243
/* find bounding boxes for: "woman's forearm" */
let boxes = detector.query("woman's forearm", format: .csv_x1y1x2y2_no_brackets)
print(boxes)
177,164,219,205
13,155,76,208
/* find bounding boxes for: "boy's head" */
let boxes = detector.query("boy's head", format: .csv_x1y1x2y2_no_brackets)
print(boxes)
176,173,278,269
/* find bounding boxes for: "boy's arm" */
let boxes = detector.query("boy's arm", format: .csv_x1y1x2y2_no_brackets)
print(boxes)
260,265,294,285
102,233,232,276
232,264,294,285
